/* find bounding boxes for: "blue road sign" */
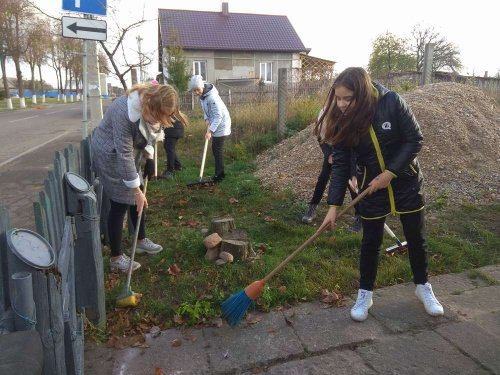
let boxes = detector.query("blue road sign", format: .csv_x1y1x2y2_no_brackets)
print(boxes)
62,0,107,16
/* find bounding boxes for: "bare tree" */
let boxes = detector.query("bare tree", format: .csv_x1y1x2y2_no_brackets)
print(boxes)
97,4,153,90
1,0,34,107
411,24,462,73
24,17,50,102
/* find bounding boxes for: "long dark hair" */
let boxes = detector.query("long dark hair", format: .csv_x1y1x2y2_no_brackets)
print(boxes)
319,67,378,147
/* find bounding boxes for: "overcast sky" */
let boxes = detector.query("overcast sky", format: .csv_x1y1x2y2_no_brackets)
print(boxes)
20,0,500,87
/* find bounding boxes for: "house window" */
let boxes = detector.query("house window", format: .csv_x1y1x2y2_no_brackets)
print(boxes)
260,62,273,83
193,61,207,80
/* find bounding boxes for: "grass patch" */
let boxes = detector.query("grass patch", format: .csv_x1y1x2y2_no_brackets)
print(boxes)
100,111,500,338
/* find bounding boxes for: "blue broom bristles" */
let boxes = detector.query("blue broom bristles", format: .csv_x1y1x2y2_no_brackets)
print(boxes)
221,289,253,326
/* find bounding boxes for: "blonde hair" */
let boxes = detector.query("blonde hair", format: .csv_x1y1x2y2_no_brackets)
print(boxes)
128,83,189,128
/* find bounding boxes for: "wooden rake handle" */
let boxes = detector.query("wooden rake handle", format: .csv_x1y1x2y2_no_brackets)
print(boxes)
262,188,369,283
199,138,209,180
125,177,149,288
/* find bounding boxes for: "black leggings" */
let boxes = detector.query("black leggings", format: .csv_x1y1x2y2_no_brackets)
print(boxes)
108,199,145,257
359,210,428,290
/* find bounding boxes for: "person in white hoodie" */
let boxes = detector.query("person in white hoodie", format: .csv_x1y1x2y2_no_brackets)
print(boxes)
91,83,188,272
189,75,231,182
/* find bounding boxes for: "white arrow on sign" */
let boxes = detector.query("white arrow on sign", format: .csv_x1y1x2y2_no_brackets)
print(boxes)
62,16,107,41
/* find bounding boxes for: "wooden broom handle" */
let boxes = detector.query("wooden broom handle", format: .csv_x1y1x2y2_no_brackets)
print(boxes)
262,188,369,283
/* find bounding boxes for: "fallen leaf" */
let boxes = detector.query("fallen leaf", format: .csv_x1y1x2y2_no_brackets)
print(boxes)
150,326,161,338
161,220,172,227
245,313,262,324
168,264,181,276
155,368,166,375
228,197,239,204
172,338,182,347
210,317,223,327
278,285,287,293
173,314,184,325
264,216,275,222
320,289,339,304
184,219,200,228
284,316,293,326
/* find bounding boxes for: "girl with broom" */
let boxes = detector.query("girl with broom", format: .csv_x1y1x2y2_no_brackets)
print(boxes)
91,83,188,273
319,67,444,322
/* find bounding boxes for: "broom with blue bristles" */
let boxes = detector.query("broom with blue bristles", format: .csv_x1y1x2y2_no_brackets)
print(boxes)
222,188,369,326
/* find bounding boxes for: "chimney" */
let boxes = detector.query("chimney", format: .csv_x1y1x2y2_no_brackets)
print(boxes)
222,2,229,16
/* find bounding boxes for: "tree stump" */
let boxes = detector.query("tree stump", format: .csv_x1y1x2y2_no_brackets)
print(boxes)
210,217,235,236
220,239,251,261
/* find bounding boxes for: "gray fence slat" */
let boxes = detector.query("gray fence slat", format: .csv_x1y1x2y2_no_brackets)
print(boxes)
48,273,67,374
33,201,49,242
58,217,83,374
39,191,57,250
80,137,92,183
54,152,68,225
0,207,11,314
45,175,62,251
65,144,80,174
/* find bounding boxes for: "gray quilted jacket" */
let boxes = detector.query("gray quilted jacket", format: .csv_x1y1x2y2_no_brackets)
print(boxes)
91,94,162,205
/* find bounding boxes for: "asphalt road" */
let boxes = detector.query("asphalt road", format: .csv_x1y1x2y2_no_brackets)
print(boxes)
0,101,101,230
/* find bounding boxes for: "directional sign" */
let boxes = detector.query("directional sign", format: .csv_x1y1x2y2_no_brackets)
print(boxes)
62,0,107,16
62,16,107,41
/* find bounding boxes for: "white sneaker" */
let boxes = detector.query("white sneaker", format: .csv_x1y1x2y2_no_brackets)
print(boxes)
415,282,444,316
350,289,373,322
135,238,163,254
110,254,141,273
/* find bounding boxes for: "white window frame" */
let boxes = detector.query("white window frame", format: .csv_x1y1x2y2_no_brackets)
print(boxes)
193,61,207,81
259,62,273,83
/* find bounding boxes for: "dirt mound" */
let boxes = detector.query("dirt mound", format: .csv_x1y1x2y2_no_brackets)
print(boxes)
256,82,500,206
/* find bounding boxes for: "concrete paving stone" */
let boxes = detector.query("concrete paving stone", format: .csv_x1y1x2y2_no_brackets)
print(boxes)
472,311,500,339
242,349,376,375
356,330,490,374
202,310,303,374
437,320,500,374
370,283,452,333
479,264,500,282
440,285,500,319
110,329,210,375
429,271,491,295
283,301,386,352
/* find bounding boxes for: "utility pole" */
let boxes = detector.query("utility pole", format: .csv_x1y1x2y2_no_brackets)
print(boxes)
136,35,144,83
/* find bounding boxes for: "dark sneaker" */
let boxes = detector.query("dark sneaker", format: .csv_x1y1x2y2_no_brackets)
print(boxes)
349,215,362,232
213,173,225,182
302,204,317,224
158,170,174,179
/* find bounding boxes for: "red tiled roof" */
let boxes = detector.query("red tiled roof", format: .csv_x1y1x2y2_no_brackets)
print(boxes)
158,8,308,53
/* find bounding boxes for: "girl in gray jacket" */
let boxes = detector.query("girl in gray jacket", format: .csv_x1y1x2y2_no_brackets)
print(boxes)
92,83,188,272
189,75,231,182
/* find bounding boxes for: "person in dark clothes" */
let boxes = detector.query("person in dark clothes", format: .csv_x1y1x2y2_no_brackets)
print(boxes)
320,67,443,321
302,108,361,232
160,119,185,179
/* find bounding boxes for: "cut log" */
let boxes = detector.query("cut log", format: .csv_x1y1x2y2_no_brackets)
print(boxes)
205,247,219,261
219,251,234,263
220,239,251,261
203,233,222,249
209,217,235,236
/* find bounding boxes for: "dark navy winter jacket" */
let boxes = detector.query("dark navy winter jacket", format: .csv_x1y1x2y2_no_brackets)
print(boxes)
327,82,425,218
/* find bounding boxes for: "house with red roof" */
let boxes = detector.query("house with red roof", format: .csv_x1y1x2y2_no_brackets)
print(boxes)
157,3,312,87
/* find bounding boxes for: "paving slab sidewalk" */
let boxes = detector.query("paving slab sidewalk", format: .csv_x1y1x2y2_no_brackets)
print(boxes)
85,265,500,375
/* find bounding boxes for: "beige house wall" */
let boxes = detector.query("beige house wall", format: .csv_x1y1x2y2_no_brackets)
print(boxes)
162,49,302,83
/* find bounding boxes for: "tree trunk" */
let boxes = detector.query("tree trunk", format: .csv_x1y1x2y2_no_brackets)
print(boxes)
220,239,251,261
209,217,235,237
37,64,45,103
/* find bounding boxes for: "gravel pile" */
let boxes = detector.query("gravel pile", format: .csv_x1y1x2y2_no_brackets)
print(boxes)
256,82,500,206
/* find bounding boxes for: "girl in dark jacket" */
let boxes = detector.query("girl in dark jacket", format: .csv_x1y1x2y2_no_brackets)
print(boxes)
320,67,443,321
